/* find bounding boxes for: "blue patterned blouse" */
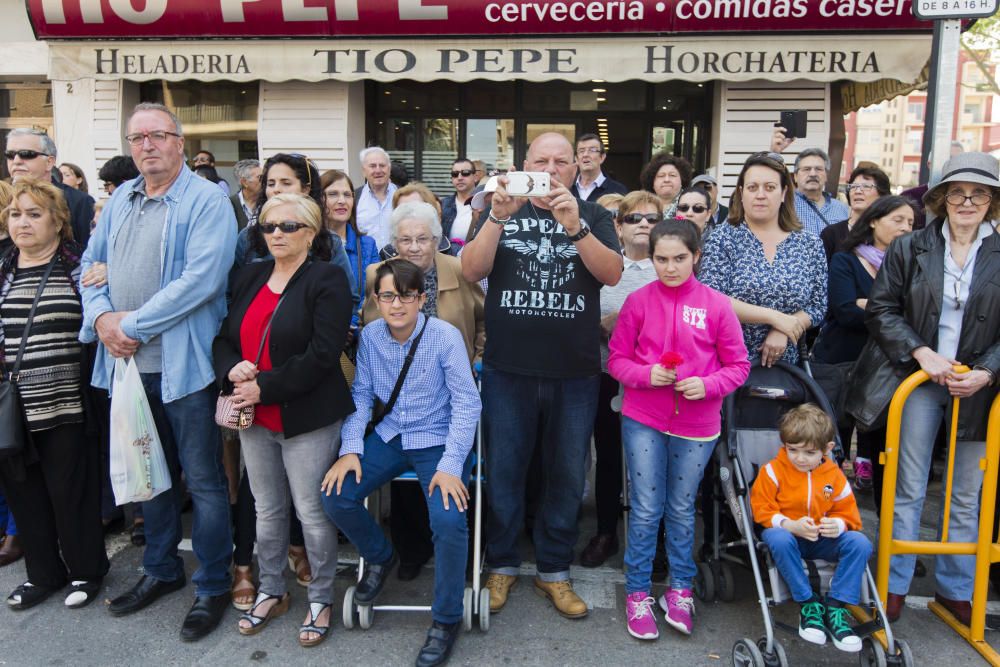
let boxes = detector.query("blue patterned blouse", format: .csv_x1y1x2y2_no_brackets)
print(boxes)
699,221,827,364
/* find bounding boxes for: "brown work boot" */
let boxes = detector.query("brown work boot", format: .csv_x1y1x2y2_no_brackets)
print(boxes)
934,593,972,626
485,574,517,612
885,593,905,623
533,578,588,619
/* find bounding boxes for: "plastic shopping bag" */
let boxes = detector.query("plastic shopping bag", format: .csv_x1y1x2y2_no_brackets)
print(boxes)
109,357,172,505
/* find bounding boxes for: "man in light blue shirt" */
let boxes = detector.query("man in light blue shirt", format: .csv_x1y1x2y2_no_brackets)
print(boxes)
355,146,397,249
80,102,235,641
792,148,850,236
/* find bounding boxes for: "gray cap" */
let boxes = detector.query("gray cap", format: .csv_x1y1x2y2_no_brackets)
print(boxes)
925,152,1000,203
691,174,717,187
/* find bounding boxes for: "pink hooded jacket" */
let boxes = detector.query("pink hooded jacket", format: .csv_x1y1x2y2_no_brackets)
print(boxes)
608,275,750,439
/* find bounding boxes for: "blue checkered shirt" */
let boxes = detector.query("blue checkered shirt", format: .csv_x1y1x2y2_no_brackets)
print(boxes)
340,314,481,477
793,191,850,236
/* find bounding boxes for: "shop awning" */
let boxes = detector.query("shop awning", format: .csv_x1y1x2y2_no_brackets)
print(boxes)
48,34,932,84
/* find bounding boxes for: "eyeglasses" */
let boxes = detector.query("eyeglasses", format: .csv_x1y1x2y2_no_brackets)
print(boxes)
259,221,309,234
451,169,474,178
396,236,435,247
748,151,785,164
376,291,420,304
676,204,709,214
124,131,181,147
945,191,993,206
847,183,877,192
619,212,661,224
576,147,603,155
4,149,50,161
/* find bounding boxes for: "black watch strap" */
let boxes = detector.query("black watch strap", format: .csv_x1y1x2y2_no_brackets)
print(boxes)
567,221,591,242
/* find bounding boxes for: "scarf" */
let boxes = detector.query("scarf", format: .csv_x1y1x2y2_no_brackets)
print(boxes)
854,243,885,272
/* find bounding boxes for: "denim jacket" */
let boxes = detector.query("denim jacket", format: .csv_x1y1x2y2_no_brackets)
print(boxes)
79,166,237,402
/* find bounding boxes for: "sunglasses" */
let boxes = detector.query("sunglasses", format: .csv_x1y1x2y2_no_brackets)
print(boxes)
676,204,709,214
619,213,661,224
260,221,309,234
4,149,50,161
748,151,785,164
451,169,475,178
285,153,314,190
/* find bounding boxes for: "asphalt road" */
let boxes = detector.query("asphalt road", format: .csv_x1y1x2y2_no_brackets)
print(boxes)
0,469,993,666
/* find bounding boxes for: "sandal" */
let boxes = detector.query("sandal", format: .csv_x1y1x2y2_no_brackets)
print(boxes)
287,547,312,587
238,592,290,636
7,582,57,611
65,580,102,609
232,566,256,612
298,602,332,648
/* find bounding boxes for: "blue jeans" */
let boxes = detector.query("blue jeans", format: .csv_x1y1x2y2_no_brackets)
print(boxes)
888,383,984,600
482,367,600,580
320,433,473,624
621,417,716,593
139,374,232,596
0,490,16,536
762,528,872,605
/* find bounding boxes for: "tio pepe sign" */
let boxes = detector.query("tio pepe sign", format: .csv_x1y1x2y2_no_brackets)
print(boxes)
913,0,999,19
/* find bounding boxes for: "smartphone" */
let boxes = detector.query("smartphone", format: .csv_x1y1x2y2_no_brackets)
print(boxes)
778,110,808,139
483,171,551,197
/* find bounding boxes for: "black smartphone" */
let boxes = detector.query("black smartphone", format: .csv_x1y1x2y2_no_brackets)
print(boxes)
778,110,808,139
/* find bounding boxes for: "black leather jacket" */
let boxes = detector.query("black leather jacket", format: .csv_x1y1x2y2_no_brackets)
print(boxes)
846,218,1000,438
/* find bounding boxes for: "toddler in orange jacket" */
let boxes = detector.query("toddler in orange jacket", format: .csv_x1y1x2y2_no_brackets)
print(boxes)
750,404,872,653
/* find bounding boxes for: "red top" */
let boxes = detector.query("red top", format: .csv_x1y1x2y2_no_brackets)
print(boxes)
239,284,282,432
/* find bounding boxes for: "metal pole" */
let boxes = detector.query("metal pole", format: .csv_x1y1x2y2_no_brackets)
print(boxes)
927,19,963,184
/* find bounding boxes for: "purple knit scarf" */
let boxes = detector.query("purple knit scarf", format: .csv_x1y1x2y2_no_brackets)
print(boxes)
855,244,885,271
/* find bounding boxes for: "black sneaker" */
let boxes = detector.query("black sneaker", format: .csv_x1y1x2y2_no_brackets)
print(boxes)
798,599,827,645
826,603,862,652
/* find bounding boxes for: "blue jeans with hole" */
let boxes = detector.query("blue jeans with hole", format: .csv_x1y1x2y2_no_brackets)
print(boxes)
138,374,232,596
482,367,600,581
622,416,716,593
320,433,473,624
888,383,984,600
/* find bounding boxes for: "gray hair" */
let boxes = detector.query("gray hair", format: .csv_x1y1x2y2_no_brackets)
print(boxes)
794,148,831,172
359,146,390,165
128,102,184,136
233,158,261,182
7,128,57,159
390,201,442,241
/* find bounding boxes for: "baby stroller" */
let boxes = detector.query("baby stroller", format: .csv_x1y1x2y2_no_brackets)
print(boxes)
700,361,911,667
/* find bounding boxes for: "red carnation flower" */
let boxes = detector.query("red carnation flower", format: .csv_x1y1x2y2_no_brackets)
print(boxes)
659,351,684,369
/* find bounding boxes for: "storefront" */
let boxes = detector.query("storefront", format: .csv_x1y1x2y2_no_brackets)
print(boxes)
25,0,935,197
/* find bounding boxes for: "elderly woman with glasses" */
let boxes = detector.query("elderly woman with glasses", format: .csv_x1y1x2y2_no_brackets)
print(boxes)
699,152,827,367
846,152,1000,626
820,164,892,263
360,200,485,582
213,193,354,646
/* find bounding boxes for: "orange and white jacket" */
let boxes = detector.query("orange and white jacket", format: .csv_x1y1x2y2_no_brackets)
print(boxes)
750,447,862,537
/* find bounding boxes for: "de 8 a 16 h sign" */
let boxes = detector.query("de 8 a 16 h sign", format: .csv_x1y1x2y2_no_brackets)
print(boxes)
913,0,999,19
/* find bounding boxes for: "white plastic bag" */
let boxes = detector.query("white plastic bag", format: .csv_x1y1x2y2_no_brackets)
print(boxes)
109,357,171,505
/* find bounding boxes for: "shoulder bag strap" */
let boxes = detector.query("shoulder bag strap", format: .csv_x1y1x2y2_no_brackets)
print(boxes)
9,255,58,382
802,194,832,228
252,291,288,366
354,234,364,318
382,316,429,417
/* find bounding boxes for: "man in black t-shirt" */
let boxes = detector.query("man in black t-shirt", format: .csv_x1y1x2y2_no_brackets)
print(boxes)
462,132,623,620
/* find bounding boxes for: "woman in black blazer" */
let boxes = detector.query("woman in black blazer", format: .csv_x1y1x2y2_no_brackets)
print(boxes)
213,193,354,647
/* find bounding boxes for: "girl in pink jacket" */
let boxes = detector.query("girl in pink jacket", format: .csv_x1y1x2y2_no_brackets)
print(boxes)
609,219,749,641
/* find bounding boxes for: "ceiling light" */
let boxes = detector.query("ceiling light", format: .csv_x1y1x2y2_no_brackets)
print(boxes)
591,79,605,83
592,88,606,93
596,97,607,102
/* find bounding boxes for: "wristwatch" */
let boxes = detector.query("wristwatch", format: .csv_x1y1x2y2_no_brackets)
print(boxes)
567,220,591,242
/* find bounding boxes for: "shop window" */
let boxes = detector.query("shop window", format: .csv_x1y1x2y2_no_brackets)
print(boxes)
522,81,645,113
466,119,514,175
526,123,576,146
139,80,260,187
462,82,516,114
380,118,417,186
378,81,460,113
0,82,54,181
422,118,459,194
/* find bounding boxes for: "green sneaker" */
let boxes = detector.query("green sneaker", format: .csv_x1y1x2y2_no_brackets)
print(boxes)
798,600,827,645
826,605,862,653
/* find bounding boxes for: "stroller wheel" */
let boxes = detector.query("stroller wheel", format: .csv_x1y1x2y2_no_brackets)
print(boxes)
860,637,888,667
342,586,358,629
733,638,766,667
717,561,737,602
694,561,716,602
756,637,788,667
892,639,913,667
463,587,474,631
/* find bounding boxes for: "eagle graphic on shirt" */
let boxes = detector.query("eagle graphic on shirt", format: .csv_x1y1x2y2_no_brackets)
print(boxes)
501,236,578,290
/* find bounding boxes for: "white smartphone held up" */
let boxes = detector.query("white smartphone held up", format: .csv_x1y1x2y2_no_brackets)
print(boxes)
483,171,550,197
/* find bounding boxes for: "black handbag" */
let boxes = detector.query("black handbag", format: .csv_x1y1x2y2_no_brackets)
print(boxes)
365,317,429,437
0,256,58,458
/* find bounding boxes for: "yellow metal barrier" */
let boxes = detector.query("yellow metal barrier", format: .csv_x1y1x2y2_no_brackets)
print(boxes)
877,366,1000,665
